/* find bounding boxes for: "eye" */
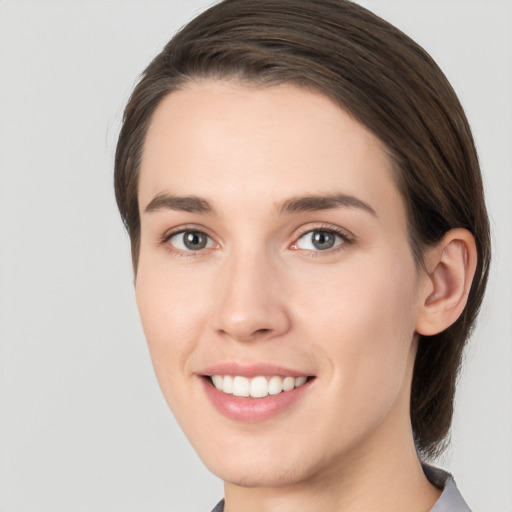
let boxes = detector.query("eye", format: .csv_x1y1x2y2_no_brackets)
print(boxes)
293,229,347,251
167,230,215,251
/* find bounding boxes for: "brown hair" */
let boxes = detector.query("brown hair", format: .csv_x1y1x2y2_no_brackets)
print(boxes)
115,0,491,458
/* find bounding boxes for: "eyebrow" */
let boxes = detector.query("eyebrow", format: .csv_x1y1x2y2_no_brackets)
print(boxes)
144,193,215,215
278,193,377,217
144,191,377,217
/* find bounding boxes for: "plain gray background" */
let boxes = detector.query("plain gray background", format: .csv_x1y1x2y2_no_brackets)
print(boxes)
0,1,510,511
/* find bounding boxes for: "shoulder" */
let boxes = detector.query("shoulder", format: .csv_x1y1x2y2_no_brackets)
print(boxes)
210,499,224,512
423,464,472,512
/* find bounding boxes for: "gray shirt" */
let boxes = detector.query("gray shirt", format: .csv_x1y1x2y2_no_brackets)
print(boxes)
424,465,471,512
210,465,471,512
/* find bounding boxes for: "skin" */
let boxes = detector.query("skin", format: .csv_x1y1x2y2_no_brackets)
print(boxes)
134,80,472,512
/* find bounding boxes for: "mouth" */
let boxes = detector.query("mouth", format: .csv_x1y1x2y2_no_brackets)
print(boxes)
207,374,310,398
199,365,315,422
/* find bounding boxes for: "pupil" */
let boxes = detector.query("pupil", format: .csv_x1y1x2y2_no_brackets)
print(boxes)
184,231,206,250
312,231,335,250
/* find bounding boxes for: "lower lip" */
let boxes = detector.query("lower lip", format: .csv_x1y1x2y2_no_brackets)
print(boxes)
201,377,312,423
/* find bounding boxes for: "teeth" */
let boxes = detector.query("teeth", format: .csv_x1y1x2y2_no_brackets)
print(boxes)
250,376,268,398
268,375,283,395
294,376,307,387
211,375,223,389
283,376,295,391
210,375,308,398
233,376,250,397
223,375,233,394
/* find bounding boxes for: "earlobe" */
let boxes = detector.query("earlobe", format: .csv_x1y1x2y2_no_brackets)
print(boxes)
415,228,477,336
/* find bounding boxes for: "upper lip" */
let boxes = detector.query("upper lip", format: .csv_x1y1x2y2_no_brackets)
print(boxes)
199,362,312,378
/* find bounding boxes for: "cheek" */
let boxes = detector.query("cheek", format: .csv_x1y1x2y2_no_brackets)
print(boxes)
134,256,211,394
295,250,419,409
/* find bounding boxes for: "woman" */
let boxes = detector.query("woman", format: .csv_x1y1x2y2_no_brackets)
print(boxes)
114,1,490,510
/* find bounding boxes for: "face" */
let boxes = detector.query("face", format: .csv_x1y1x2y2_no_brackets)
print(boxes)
136,81,425,488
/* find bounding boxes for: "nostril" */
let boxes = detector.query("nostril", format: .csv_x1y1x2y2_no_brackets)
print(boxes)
216,324,275,343
254,328,271,335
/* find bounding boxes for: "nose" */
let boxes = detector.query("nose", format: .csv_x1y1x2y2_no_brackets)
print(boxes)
212,249,291,343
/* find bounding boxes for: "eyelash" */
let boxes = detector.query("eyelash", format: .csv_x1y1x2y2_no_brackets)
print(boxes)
160,225,216,257
290,224,354,256
160,223,354,256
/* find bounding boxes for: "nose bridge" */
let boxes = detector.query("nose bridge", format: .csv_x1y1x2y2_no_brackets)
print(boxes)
213,244,290,342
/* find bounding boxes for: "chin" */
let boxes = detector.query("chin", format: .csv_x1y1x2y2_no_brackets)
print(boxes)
196,436,320,489
210,460,312,489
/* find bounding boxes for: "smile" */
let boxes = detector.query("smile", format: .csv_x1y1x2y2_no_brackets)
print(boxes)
210,375,308,398
199,363,315,422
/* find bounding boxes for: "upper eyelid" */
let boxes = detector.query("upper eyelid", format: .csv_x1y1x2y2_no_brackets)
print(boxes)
161,227,218,255
159,222,354,249
295,229,347,245
161,224,216,242
293,223,354,240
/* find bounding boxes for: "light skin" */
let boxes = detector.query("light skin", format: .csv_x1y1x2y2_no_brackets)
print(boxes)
135,80,477,512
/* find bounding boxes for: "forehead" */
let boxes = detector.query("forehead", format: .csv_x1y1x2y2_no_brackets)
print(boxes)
139,80,405,227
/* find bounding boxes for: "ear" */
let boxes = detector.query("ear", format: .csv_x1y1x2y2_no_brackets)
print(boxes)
415,228,478,336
